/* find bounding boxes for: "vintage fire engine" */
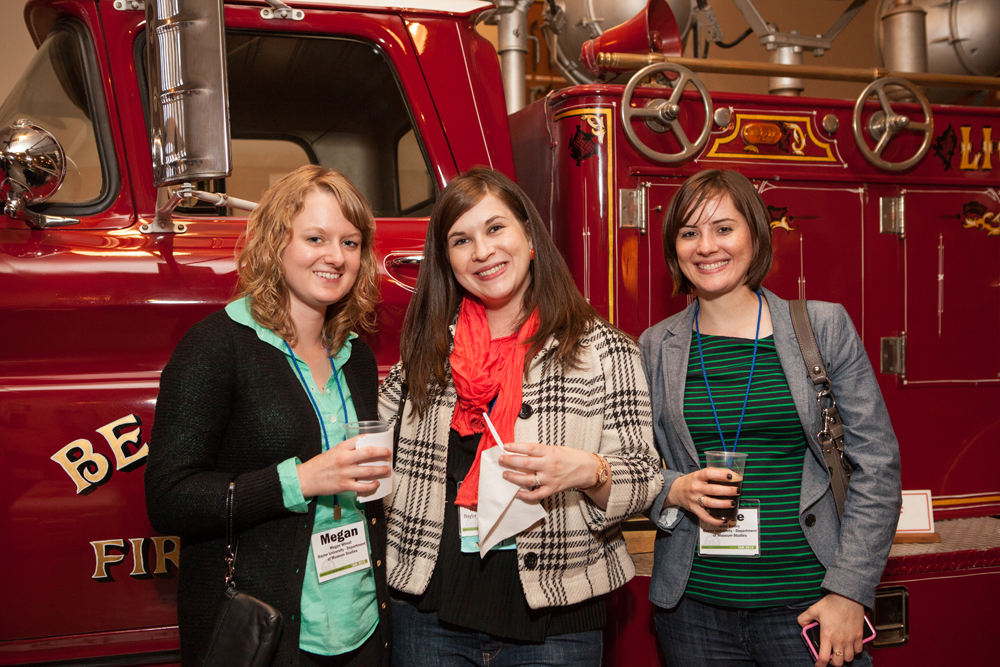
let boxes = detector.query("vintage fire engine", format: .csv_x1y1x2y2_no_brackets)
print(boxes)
1,0,998,665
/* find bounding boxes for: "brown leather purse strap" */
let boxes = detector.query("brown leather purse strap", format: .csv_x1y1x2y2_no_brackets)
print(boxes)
789,299,852,521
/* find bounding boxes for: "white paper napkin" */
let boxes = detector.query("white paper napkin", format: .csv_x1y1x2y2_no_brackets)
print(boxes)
476,446,547,555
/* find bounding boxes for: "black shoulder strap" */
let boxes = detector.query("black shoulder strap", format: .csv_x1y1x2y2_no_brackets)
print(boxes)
789,299,852,521
224,481,237,589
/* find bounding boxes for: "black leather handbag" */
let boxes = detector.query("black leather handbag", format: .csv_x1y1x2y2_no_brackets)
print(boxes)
197,482,283,667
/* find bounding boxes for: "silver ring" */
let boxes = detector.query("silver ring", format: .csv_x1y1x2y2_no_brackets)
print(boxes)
531,474,541,491
698,495,706,507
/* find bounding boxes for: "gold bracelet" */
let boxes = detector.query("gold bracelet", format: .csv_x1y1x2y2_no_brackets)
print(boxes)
577,453,609,492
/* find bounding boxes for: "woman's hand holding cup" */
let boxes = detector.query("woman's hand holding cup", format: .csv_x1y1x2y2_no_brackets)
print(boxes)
666,467,741,526
296,435,391,499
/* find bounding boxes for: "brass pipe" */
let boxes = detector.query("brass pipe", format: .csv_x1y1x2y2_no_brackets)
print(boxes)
525,74,569,84
596,53,1000,91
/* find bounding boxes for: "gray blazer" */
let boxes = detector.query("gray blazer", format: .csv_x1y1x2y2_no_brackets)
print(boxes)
639,287,902,611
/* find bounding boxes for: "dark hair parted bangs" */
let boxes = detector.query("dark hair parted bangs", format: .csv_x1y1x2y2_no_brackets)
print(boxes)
661,169,773,296
400,167,598,417
234,165,379,353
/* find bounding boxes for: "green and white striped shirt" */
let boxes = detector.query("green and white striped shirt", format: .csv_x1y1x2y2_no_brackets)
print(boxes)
684,334,825,608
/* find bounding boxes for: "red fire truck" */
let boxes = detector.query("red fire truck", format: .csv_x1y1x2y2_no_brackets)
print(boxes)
1,0,997,665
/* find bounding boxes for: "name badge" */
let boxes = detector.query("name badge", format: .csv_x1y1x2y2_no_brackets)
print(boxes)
311,520,371,582
698,500,760,558
458,504,516,553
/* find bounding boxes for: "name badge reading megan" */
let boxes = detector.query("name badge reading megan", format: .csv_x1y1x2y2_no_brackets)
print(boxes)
311,520,371,582
698,500,760,558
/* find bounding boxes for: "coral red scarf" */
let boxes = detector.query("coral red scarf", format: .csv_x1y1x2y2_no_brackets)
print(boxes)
450,297,540,510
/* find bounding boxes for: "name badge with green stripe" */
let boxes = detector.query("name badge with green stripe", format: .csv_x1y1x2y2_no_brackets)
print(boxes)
698,500,760,558
311,520,371,582
459,504,516,553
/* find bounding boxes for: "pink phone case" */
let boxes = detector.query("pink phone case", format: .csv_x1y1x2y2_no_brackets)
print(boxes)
800,617,876,661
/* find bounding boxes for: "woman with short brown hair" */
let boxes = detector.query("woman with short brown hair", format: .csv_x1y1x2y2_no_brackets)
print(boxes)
641,169,901,667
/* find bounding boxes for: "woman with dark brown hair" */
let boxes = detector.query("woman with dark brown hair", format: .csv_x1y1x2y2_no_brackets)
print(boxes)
640,169,901,667
379,167,662,665
146,165,392,667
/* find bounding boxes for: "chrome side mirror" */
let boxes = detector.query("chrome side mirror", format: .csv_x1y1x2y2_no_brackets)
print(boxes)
145,0,231,187
0,119,79,229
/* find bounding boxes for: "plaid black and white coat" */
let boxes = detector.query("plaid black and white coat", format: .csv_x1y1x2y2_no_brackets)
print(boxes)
377,320,663,610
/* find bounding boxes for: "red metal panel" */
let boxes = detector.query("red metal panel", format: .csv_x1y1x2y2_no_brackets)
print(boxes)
603,578,664,666
872,567,1000,666
509,92,553,221
97,3,159,218
546,99,615,322
901,188,1000,383
404,15,515,179
0,627,179,666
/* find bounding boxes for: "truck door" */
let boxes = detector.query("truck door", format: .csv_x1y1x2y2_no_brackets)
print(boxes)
898,187,1000,383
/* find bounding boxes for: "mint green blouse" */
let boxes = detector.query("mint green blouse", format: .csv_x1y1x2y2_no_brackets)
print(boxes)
226,298,378,655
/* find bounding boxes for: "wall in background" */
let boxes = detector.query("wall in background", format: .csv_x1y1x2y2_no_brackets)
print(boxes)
1,3,39,104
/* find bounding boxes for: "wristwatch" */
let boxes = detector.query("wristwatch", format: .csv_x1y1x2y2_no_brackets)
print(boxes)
578,454,609,492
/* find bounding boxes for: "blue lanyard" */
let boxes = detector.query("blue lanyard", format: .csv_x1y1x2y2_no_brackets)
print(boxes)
694,291,762,454
284,341,349,453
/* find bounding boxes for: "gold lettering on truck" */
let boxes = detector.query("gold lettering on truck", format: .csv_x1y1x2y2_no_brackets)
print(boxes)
90,536,181,581
51,439,113,495
960,125,996,171
151,536,181,575
51,414,149,493
95,414,148,472
90,539,127,580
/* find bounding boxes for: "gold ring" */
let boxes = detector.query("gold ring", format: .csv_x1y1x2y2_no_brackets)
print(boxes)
833,650,843,656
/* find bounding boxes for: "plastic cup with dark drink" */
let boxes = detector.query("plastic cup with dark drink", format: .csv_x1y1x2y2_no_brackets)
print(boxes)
704,451,747,521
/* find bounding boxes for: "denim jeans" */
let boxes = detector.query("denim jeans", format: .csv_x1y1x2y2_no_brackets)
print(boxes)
654,596,872,667
391,596,603,667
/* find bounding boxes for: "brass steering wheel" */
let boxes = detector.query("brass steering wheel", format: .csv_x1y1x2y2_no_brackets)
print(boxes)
852,77,934,172
621,63,713,164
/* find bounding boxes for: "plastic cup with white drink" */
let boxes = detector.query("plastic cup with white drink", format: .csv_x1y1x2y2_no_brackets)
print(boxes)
344,420,393,503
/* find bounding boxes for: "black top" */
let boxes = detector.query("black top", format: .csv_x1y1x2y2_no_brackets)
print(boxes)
145,311,391,667
400,428,605,642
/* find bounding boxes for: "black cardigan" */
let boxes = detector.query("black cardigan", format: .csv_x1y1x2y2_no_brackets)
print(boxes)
146,310,390,667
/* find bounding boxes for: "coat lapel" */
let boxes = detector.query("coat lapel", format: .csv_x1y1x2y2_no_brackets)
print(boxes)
662,304,700,467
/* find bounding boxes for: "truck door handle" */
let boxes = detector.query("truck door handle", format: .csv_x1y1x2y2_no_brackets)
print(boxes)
390,255,423,267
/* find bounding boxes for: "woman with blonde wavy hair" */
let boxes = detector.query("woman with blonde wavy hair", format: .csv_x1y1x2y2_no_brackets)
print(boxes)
146,165,393,667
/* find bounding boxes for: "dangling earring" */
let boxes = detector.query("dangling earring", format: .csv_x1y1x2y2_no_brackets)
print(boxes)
530,248,535,260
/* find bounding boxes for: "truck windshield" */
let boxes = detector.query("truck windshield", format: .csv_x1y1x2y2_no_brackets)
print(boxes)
138,30,436,218
0,24,107,206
